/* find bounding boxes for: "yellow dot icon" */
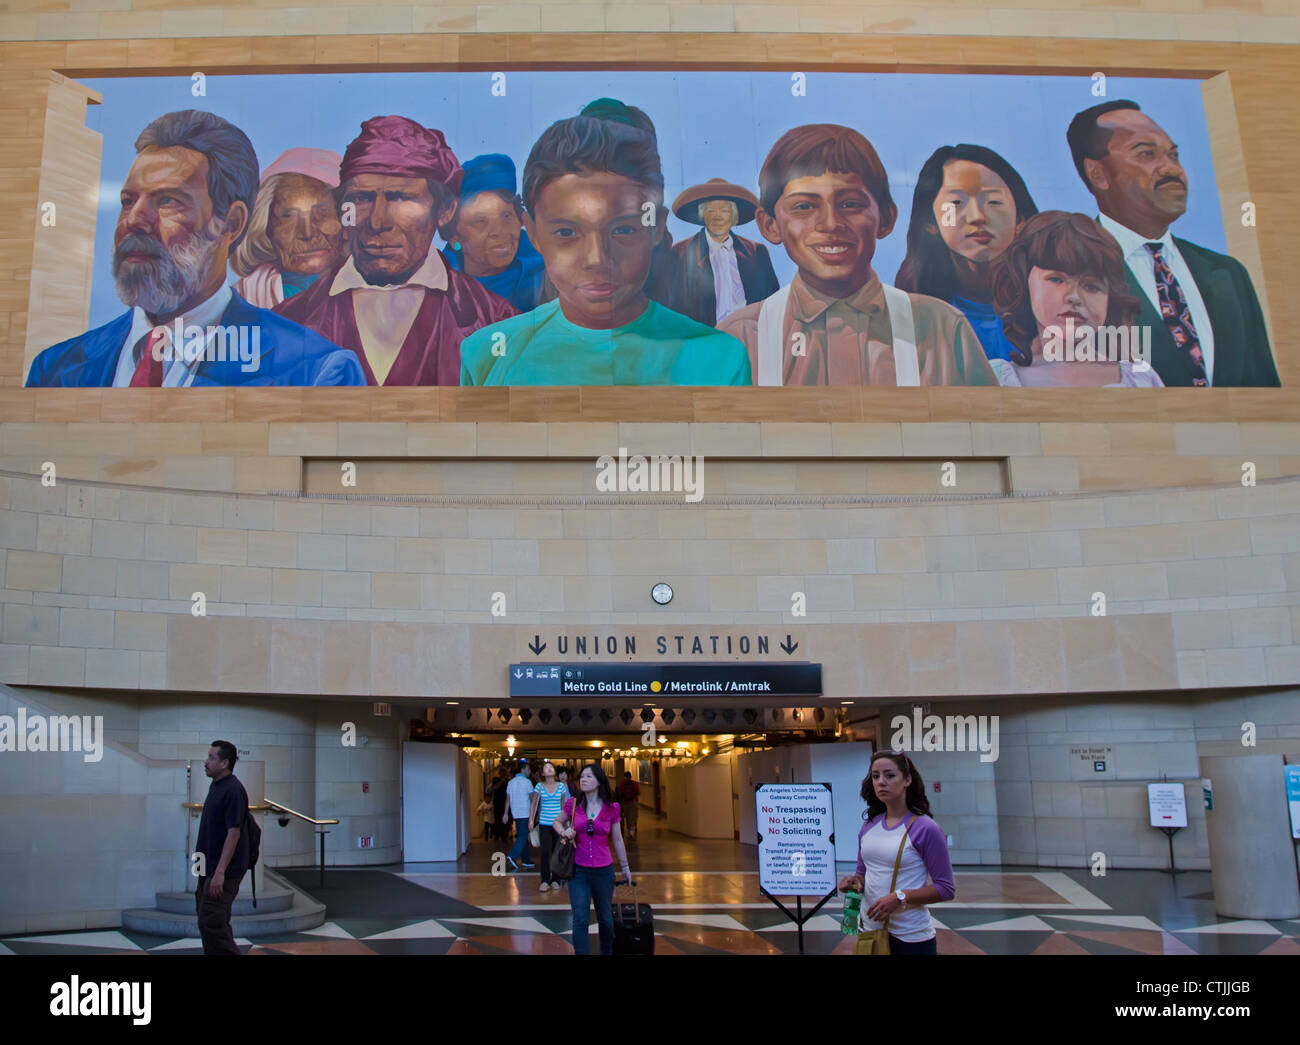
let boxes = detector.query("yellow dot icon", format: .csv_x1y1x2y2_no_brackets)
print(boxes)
650,681,662,693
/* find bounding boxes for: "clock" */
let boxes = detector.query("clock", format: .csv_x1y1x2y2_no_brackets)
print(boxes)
651,583,673,605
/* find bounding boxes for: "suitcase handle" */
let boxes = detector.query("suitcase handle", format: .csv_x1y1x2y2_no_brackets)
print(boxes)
612,882,639,925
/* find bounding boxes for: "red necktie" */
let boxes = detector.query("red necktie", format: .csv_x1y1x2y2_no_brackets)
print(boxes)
1146,242,1208,386
128,327,169,387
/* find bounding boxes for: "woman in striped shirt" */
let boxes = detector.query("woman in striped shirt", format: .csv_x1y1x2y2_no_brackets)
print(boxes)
531,761,571,892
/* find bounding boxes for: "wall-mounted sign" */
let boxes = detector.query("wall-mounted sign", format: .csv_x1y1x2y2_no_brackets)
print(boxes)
373,702,391,717
508,662,821,698
1285,766,1300,840
756,783,836,896
522,633,801,658
1147,783,1188,828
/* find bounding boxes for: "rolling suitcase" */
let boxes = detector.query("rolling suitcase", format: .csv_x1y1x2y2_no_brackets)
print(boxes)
611,882,654,954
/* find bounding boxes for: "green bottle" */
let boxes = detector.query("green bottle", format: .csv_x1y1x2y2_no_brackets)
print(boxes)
841,890,862,934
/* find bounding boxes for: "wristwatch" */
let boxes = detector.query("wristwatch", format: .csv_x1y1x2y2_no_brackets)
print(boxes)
895,889,907,909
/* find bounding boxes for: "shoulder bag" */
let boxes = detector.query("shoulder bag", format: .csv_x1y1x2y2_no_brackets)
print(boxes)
854,814,914,955
550,799,576,880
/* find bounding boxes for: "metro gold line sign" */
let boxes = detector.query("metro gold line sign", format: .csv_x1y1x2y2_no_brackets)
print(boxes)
508,663,822,698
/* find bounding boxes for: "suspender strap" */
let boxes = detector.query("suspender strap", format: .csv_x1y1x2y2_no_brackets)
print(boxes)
881,283,920,387
756,282,919,386
755,283,791,386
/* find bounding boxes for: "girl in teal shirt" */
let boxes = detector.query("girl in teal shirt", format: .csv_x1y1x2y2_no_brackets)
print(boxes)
461,99,751,386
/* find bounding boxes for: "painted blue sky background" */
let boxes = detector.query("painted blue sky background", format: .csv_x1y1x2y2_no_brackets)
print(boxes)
80,70,1221,325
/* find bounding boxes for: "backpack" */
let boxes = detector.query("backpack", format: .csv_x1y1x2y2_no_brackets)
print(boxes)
240,782,262,907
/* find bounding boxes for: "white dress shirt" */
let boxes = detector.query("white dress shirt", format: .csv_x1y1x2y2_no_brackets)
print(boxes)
330,247,448,383
111,284,233,387
1099,213,1215,384
706,233,748,324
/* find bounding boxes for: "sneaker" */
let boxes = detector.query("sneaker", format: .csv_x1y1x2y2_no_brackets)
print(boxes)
506,856,518,871
522,861,536,870
539,882,550,892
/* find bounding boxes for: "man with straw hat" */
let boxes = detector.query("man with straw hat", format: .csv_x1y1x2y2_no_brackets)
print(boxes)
671,177,779,327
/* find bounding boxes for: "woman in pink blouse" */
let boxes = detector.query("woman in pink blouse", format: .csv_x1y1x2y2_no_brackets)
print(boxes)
553,763,634,955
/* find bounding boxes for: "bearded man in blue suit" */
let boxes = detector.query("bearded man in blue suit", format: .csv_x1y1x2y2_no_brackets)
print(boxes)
27,110,363,388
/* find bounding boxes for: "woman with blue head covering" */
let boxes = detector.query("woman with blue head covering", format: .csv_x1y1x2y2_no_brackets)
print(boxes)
440,153,545,313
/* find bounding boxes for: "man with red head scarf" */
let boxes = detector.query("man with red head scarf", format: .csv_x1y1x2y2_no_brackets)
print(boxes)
276,116,516,385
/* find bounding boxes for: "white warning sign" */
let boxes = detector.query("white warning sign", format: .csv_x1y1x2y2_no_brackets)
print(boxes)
756,782,836,896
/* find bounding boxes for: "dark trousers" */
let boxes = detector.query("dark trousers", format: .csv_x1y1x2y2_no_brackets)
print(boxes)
569,863,616,955
195,875,243,955
538,825,559,884
888,934,938,955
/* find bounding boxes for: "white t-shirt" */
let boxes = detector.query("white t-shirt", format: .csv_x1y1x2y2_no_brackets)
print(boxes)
858,816,936,942
506,773,533,818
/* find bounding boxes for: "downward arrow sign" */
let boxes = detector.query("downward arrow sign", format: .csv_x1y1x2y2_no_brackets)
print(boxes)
528,636,547,655
513,669,522,679
780,635,798,655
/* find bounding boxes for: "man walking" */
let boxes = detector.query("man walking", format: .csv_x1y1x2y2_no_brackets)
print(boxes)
617,771,641,840
195,739,250,955
504,761,535,871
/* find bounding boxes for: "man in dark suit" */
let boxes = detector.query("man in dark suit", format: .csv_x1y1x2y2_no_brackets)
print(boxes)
670,178,779,327
27,109,363,388
1067,100,1278,387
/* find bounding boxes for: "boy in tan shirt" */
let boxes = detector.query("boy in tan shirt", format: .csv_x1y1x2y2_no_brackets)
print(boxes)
720,124,997,387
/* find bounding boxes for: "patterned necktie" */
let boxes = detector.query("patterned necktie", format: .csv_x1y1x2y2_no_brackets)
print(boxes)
1145,242,1207,386
128,326,169,387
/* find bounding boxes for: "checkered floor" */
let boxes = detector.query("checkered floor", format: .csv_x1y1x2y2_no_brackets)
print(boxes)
6,866,1299,955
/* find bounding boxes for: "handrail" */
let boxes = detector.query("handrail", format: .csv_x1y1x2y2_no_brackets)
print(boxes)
181,799,339,825
183,795,340,889
262,797,340,826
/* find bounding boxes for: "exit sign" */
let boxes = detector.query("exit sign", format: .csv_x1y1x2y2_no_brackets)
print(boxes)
358,836,374,849
373,703,391,717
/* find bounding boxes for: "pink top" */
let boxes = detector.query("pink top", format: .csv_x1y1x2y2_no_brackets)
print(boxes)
564,797,621,868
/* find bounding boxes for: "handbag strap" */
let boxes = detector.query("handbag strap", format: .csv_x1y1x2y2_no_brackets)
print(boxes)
881,814,915,928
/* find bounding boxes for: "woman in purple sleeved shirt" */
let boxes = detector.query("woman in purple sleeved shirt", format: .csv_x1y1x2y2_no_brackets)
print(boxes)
838,750,956,955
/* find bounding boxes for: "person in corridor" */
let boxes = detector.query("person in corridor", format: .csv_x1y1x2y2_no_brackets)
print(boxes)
531,761,570,891
838,750,956,955
616,771,641,840
195,739,250,955
553,763,633,955
504,760,535,870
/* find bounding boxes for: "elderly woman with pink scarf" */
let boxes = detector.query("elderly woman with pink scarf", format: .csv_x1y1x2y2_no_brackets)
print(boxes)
231,147,346,309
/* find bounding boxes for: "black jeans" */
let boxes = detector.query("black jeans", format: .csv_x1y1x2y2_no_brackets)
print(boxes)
888,934,938,955
538,825,560,884
195,875,243,955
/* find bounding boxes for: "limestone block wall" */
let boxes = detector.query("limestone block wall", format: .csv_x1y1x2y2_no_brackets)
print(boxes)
1,463,1297,699
0,686,188,935
0,684,402,933
873,689,1300,870
3,419,1298,497
0,0,1296,46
